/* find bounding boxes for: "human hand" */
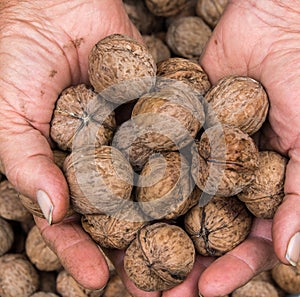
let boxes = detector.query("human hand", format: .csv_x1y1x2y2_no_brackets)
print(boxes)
0,0,142,289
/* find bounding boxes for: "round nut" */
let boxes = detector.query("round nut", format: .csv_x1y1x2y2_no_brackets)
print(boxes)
50,84,116,151
88,34,156,104
124,222,195,291
63,145,134,214
231,280,279,297
145,0,191,17
136,151,200,219
166,16,212,59
191,125,259,197
0,218,14,256
205,75,269,135
30,292,60,297
102,274,132,297
143,35,171,64
238,151,287,219
184,195,253,256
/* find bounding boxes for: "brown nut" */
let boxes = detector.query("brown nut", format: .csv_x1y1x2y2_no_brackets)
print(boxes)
205,76,269,135
63,145,134,215
237,151,287,219
231,280,279,297
88,34,156,104
136,151,200,220
143,35,171,64
0,254,39,297
50,84,116,151
196,0,228,28
0,218,14,256
191,125,259,197
81,201,148,249
145,0,191,17
102,274,132,297
25,225,61,271
30,292,60,297
166,16,212,59
184,195,253,256
131,81,205,151
124,222,195,291
157,57,211,96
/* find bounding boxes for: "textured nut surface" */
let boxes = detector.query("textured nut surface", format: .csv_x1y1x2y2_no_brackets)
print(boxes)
136,151,200,219
88,34,156,104
0,218,14,256
205,76,269,135
0,254,39,297
145,0,191,16
124,222,195,291
102,274,132,297
166,16,212,58
131,82,205,150
81,201,148,249
238,151,287,218
63,145,134,214
143,35,171,64
232,280,279,297
50,84,116,151
192,125,259,197
0,180,32,222
25,225,61,271
157,57,211,95
196,0,228,27
30,292,60,297
184,195,252,256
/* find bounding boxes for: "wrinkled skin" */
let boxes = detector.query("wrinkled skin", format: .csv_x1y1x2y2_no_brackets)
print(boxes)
0,0,299,296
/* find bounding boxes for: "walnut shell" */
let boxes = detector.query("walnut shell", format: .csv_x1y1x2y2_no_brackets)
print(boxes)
131,81,205,151
157,57,211,95
30,292,60,297
237,151,287,219
196,0,228,28
102,274,132,297
205,76,269,135
81,201,148,249
136,151,200,219
184,195,252,256
0,180,32,222
0,254,39,297
143,35,171,64
166,16,212,59
124,222,195,291
145,0,192,17
0,218,14,256
50,84,116,151
88,34,156,104
63,145,134,215
232,280,279,297
191,125,259,197
25,225,61,271
272,263,300,294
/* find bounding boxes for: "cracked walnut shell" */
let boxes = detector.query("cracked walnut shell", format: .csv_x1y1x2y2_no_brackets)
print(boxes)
124,222,195,291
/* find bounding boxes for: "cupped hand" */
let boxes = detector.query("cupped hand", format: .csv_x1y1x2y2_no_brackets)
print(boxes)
0,0,142,289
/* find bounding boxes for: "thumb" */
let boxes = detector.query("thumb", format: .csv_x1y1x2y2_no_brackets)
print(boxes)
0,116,69,224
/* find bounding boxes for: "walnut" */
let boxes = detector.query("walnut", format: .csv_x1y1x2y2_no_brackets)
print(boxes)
196,0,228,28
30,293,60,297
184,195,252,256
102,274,132,297
0,254,39,297
0,218,14,256
136,151,200,220
124,222,195,291
88,34,156,104
156,57,211,96
205,75,269,135
131,80,205,151
231,280,279,297
271,262,300,295
0,180,32,222
145,0,192,17
56,270,104,297
63,145,134,215
143,35,171,64
237,151,287,219
50,84,116,151
81,201,148,249
25,225,61,271
191,125,259,197
166,16,212,59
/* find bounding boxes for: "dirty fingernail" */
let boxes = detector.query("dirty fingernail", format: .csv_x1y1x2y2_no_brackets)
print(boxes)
37,190,54,225
286,232,300,266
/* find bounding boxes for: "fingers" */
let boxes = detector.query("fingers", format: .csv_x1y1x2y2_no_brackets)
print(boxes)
35,215,109,290
198,219,278,297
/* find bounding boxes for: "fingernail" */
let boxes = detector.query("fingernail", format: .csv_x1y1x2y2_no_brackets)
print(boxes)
286,232,300,266
37,190,53,225
199,294,204,297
